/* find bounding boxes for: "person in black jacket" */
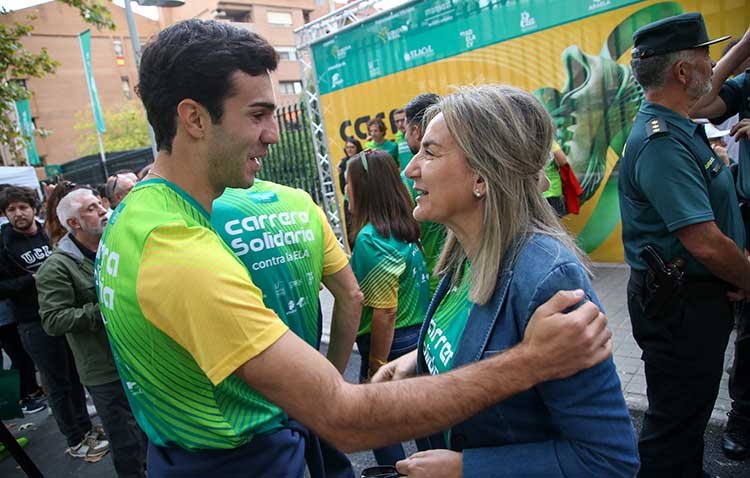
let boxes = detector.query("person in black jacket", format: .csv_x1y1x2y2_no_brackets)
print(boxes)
0,186,109,459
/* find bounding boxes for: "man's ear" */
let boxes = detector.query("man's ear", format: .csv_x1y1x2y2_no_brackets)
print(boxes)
176,99,211,140
67,217,81,232
672,57,690,87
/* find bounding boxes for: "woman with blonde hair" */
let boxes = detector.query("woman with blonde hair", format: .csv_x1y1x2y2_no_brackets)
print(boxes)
373,85,639,477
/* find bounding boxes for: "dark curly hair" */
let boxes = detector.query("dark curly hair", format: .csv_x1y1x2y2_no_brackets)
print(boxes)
0,186,39,214
138,19,279,153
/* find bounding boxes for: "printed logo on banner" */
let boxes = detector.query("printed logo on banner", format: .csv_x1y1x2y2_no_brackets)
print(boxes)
368,59,382,77
330,45,351,60
589,0,612,11
381,24,409,42
404,45,435,62
520,11,537,31
460,29,476,49
331,73,344,89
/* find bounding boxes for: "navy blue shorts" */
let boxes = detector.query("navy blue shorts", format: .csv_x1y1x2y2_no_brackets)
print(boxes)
147,420,353,478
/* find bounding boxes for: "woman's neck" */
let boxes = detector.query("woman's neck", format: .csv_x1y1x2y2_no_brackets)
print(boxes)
447,209,484,261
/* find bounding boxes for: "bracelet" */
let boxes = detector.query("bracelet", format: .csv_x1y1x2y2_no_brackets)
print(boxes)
369,357,388,367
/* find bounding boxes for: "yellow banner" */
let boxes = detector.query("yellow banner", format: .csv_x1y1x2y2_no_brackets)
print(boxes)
319,0,749,261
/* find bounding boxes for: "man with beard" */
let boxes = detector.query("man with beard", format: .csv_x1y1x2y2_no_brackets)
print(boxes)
619,13,750,477
37,188,147,477
0,186,109,459
95,19,613,476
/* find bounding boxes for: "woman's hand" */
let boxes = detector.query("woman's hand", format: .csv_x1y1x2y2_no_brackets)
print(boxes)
396,450,463,478
370,349,418,383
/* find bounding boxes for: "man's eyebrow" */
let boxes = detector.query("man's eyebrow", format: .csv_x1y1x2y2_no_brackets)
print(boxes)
421,139,441,148
248,101,276,110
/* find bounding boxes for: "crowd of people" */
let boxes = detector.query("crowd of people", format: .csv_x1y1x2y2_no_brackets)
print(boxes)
0,10,748,478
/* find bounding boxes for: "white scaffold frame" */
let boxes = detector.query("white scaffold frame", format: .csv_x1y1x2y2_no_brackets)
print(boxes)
294,0,409,246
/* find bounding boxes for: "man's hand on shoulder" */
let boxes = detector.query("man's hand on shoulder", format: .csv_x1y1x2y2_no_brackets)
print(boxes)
520,290,611,383
730,118,750,142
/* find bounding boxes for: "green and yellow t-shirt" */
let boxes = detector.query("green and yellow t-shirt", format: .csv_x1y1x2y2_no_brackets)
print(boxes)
543,141,563,199
397,139,414,172
423,262,473,375
364,139,400,164
95,179,289,451
212,180,348,347
401,172,446,295
350,223,430,336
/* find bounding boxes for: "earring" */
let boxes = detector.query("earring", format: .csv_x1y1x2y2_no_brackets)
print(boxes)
473,189,482,198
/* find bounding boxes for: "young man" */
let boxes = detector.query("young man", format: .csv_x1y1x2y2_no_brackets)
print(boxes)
96,19,612,476
402,93,445,295
38,188,147,477
393,108,411,171
213,177,362,476
364,117,399,164
0,186,108,459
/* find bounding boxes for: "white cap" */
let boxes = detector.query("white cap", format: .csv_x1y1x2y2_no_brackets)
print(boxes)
704,123,730,139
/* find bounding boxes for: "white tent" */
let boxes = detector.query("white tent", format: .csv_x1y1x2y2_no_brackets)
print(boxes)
0,166,41,198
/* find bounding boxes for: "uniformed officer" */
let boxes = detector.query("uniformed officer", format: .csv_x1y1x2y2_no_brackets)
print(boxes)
619,12,750,477
690,24,750,462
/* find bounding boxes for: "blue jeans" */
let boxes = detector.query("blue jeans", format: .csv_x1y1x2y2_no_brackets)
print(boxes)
88,380,148,478
18,321,91,447
356,324,422,466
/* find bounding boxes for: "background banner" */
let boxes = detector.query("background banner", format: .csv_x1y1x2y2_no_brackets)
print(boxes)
78,29,106,135
312,0,750,262
14,99,40,166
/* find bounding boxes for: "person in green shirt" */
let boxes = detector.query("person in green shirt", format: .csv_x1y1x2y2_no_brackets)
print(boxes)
364,118,399,165
542,141,568,217
394,108,413,171
403,93,446,295
345,149,430,466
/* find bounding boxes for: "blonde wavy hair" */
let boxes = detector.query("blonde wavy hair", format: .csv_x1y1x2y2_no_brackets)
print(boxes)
429,84,588,304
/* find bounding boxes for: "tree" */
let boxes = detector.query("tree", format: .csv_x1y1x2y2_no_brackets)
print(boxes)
1,1,114,165
74,101,150,155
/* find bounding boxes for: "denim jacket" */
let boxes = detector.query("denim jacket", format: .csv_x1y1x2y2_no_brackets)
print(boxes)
416,234,639,477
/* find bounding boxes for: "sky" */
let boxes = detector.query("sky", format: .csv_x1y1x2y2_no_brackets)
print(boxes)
1,0,159,20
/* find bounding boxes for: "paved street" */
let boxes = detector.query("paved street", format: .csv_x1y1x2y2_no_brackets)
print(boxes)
2,264,748,476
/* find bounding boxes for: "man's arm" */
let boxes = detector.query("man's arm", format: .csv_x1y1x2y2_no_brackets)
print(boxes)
37,260,101,336
0,252,34,299
235,290,611,452
322,265,363,374
675,221,750,291
690,26,750,119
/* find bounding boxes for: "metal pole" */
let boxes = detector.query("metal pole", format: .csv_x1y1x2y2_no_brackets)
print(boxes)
124,0,158,160
96,130,109,178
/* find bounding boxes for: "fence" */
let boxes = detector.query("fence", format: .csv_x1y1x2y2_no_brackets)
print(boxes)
54,102,323,203
257,102,322,204
58,147,153,186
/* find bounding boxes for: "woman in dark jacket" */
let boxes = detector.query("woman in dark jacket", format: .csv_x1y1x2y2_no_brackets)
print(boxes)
373,85,639,478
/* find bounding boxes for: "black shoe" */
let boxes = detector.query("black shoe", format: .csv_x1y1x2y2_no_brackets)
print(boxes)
723,412,750,461
20,397,47,414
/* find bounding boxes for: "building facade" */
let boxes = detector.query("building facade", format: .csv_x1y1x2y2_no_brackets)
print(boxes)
158,0,327,104
0,2,159,167
1,0,332,168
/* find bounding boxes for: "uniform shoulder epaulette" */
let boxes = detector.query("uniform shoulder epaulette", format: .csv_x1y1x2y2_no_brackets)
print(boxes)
645,117,668,138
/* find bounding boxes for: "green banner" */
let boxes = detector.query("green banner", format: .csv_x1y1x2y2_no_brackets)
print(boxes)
312,0,644,95
79,29,106,134
14,98,40,166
